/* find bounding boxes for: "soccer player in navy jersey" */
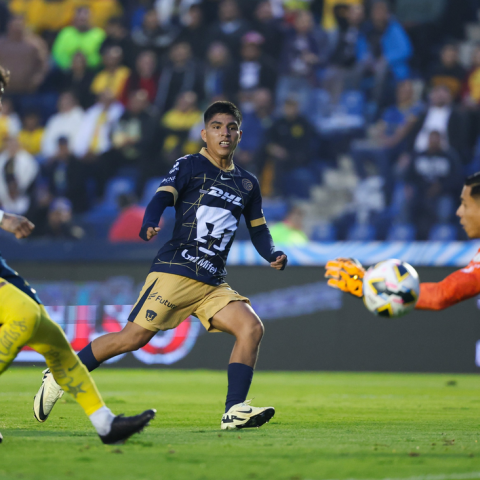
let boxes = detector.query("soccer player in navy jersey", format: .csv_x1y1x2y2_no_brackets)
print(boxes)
35,101,288,430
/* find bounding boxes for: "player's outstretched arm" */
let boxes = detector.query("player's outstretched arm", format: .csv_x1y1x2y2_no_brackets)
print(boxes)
139,191,174,241
416,267,480,310
0,211,35,239
324,257,365,297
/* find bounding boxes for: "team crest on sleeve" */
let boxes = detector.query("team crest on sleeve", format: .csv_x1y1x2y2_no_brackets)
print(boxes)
146,310,157,322
242,179,253,191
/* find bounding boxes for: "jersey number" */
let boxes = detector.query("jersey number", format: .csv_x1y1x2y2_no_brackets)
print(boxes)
194,206,237,256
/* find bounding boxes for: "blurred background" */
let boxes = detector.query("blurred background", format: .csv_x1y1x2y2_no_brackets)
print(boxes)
2,0,480,372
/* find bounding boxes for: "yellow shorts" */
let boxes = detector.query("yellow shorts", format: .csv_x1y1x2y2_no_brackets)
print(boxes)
127,272,250,332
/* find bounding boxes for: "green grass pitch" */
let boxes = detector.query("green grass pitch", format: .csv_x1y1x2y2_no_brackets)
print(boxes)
2,368,480,480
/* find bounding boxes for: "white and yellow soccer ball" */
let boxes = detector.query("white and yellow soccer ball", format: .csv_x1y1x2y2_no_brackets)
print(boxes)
363,259,420,318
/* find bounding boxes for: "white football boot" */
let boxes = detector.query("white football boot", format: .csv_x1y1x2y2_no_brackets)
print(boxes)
33,369,64,422
221,400,275,430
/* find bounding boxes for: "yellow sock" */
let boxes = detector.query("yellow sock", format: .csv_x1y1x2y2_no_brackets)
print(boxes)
28,305,105,416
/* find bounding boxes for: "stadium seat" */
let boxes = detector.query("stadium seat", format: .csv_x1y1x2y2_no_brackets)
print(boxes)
140,177,164,206
386,223,416,241
262,199,289,222
103,177,136,210
428,223,458,241
84,176,137,225
311,223,337,242
347,223,376,241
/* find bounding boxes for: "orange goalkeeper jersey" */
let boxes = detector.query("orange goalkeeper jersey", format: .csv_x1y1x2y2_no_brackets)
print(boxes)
416,248,480,310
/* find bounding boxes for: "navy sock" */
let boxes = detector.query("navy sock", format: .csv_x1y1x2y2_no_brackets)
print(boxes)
225,363,254,413
77,342,101,372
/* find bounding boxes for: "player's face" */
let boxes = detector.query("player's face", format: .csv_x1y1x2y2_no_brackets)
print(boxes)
457,186,480,238
201,113,242,160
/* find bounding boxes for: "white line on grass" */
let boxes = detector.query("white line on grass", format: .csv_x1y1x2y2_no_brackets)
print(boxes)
317,473,480,480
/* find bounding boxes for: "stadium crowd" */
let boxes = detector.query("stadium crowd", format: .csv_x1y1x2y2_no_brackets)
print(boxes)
0,0,479,242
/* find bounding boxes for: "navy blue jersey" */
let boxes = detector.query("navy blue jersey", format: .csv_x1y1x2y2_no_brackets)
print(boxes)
151,148,266,286
0,253,41,304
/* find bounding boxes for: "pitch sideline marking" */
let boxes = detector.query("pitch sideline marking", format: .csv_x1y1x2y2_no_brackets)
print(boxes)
315,472,480,480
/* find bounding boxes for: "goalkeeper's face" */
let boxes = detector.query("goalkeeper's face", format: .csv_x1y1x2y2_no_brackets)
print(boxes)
457,186,480,238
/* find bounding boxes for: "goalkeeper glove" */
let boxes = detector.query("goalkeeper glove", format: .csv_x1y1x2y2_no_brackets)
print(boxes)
324,257,365,298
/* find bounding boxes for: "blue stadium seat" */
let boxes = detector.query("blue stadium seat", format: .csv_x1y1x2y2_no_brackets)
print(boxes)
103,176,136,209
140,177,164,206
340,90,366,116
386,223,416,241
347,223,376,241
311,223,337,242
428,223,458,241
262,199,289,222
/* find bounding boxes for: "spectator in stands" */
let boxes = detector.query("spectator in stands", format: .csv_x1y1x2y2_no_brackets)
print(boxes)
235,88,274,173
41,91,84,159
0,15,49,94
131,8,179,60
61,52,97,110
0,97,21,152
44,197,85,240
159,91,202,168
0,136,39,214
324,3,365,103
355,0,412,107
91,46,131,99
43,137,89,213
270,205,308,245
463,45,480,107
108,193,147,243
100,17,137,69
18,111,44,156
73,89,124,197
109,89,156,180
409,84,470,164
351,79,425,187
264,97,318,197
404,130,463,239
429,42,466,102
52,7,106,70
224,31,277,105
154,42,204,115
154,0,201,27
207,0,251,58
177,4,209,60
251,1,284,62
203,42,231,102
120,50,159,106
276,10,329,115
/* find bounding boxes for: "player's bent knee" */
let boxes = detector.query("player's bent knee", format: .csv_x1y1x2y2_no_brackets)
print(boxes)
242,317,264,343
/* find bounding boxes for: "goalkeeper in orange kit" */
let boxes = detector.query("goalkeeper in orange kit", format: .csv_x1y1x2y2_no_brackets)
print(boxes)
325,172,480,310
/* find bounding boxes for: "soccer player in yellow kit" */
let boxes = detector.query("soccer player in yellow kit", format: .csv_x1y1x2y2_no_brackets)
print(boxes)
0,66,155,444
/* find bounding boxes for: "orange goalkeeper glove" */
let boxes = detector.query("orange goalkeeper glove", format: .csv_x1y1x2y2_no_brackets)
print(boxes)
324,257,365,298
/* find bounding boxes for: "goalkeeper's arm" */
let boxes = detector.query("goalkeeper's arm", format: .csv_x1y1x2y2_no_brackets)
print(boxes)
324,257,365,297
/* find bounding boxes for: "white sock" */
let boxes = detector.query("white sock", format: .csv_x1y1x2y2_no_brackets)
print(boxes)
89,406,115,436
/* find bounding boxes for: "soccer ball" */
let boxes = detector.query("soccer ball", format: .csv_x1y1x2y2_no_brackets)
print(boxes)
363,259,420,318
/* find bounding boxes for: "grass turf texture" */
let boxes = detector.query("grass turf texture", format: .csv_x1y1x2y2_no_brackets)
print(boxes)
1,369,480,480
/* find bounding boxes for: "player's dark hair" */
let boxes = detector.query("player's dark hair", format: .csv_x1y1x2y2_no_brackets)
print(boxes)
465,172,480,198
204,101,242,126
